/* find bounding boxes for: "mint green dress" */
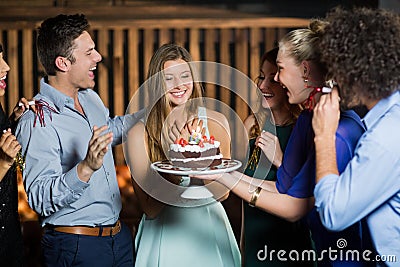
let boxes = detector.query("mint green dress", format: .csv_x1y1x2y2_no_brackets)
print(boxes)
134,107,240,267
134,201,241,266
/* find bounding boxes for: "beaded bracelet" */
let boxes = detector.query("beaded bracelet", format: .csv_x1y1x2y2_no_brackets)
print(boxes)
249,186,262,207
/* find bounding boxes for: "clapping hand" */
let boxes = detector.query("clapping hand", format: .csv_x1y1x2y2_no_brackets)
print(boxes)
78,125,113,182
84,125,113,170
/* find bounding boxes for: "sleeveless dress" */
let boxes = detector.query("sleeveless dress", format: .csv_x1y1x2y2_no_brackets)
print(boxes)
243,118,314,267
134,107,241,267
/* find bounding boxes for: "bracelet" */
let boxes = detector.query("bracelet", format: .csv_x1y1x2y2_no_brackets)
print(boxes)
248,186,262,207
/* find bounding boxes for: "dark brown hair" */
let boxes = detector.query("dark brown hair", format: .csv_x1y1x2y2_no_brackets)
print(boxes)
37,14,89,76
320,7,400,107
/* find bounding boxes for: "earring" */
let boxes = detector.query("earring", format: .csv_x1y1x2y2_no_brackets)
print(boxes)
304,79,308,83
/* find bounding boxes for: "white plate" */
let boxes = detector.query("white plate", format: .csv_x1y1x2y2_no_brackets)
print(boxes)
151,159,242,175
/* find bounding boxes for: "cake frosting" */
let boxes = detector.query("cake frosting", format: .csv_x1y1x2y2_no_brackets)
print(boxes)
169,132,223,168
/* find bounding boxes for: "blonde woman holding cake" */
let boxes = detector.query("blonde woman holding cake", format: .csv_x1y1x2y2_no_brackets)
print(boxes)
125,43,240,267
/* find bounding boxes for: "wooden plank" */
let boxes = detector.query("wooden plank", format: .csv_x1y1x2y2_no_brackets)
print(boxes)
143,29,154,110
188,29,200,62
234,28,249,122
127,28,140,113
265,28,276,53
174,28,185,47
278,28,288,42
0,6,310,28
143,29,154,80
22,29,34,100
97,29,109,107
249,27,260,112
203,28,216,109
219,28,231,109
113,29,125,165
250,27,260,84
7,30,19,114
159,28,170,46
113,29,124,117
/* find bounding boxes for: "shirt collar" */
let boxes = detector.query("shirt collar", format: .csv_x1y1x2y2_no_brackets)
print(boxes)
39,77,82,113
362,90,400,130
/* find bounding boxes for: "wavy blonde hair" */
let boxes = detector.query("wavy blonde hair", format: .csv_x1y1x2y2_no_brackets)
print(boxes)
145,44,203,163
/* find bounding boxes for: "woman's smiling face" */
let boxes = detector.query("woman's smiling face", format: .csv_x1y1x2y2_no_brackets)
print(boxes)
275,47,312,105
257,59,287,110
0,51,10,97
164,59,194,107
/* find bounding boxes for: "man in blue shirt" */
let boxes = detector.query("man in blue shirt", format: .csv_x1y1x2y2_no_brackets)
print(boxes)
16,14,142,267
313,8,400,266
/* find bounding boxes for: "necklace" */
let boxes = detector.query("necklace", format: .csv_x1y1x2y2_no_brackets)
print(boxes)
269,114,294,127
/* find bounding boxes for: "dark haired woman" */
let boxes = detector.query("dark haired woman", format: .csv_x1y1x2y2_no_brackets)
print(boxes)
242,48,313,266
0,44,33,267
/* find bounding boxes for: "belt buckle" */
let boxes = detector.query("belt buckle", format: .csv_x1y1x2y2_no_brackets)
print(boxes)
110,220,121,237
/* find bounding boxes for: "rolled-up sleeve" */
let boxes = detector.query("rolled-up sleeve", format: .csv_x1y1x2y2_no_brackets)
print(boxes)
314,138,400,231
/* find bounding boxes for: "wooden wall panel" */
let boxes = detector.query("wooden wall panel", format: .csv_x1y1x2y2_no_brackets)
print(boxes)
188,29,200,62
0,17,308,164
234,28,249,122
218,28,232,111
113,29,125,164
97,29,109,107
22,29,34,100
7,30,19,113
127,28,139,113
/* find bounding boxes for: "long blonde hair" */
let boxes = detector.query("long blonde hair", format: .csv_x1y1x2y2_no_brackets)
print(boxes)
145,44,203,162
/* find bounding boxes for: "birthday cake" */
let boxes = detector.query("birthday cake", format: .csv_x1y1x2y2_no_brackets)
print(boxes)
169,132,223,169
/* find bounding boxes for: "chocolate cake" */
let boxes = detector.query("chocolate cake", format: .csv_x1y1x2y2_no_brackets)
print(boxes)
169,133,223,169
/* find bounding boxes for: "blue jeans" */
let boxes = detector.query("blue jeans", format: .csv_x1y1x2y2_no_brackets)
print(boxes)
42,222,134,267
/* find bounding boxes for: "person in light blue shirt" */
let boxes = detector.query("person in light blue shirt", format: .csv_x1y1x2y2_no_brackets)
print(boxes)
313,7,400,266
16,14,143,267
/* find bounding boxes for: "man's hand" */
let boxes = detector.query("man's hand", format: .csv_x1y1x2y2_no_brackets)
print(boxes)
78,125,113,182
313,87,340,181
312,87,340,139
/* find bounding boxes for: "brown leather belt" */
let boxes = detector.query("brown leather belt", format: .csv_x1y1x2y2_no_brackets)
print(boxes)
48,220,121,237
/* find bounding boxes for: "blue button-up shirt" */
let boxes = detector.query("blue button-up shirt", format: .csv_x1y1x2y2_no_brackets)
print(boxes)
16,78,142,227
314,91,400,265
